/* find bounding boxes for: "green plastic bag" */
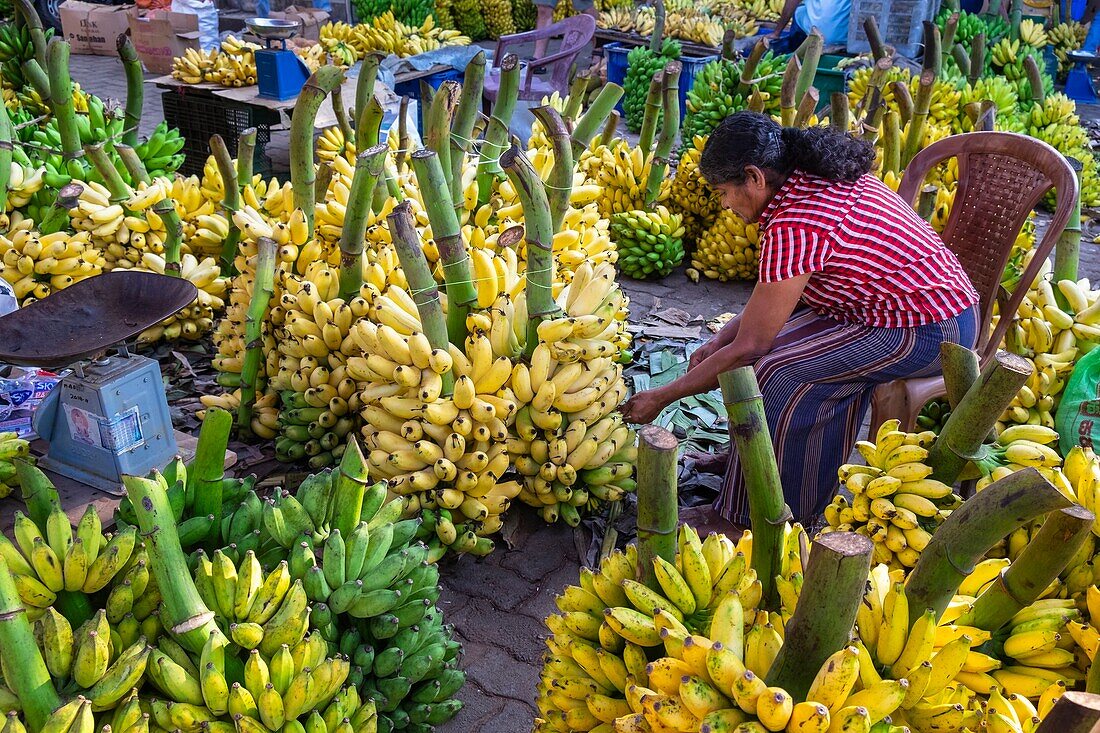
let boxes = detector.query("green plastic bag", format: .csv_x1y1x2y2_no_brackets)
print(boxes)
1056,347,1100,456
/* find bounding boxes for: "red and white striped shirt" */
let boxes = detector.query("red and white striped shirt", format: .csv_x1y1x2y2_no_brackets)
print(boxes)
757,171,979,328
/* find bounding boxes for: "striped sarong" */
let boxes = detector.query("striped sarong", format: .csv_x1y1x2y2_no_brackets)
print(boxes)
715,305,979,526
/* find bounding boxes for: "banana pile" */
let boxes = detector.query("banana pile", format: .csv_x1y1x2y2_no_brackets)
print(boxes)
687,208,761,282
512,0,537,31
623,40,681,133
822,420,953,569
171,36,261,87
682,51,785,141
0,216,105,304
1048,21,1086,79
1018,18,1048,48
535,523,805,731
1,504,137,619
611,207,686,279
578,139,670,218
0,432,28,498
667,135,722,247
61,178,228,344
995,260,1100,431
391,0,434,25
852,564,1076,719
319,17,471,58
597,7,731,47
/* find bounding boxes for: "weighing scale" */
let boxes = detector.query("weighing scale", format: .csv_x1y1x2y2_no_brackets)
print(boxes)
0,271,197,493
249,17,312,102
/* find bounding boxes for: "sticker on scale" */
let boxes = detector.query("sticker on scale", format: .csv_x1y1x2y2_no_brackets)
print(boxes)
64,405,144,452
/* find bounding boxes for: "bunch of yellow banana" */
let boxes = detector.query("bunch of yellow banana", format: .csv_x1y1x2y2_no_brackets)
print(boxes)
319,16,470,59
198,389,280,440
535,523,807,732
294,43,330,73
0,505,138,620
974,425,1071,495
268,270,363,468
197,154,269,208
821,420,953,570
577,138,670,219
1018,19,1048,49
664,9,726,46
597,7,636,32
316,125,356,165
353,317,521,542
687,208,761,282
67,179,167,271
1049,21,1086,77
133,252,226,344
171,175,230,260
668,135,722,247
171,47,218,85
191,548,304,650
0,432,29,498
4,162,44,212
995,263,1100,431
0,217,105,304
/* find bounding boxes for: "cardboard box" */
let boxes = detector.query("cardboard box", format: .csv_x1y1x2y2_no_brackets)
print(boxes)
127,8,199,75
60,1,135,56
269,6,329,41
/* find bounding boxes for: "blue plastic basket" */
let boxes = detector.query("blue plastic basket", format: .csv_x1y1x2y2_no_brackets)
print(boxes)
603,41,718,120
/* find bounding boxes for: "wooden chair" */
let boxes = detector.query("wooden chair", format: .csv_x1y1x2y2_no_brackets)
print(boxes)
868,131,1079,433
482,15,596,109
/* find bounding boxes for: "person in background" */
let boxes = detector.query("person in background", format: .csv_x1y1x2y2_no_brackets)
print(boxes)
533,0,598,59
768,0,851,52
621,112,979,534
1081,0,1100,56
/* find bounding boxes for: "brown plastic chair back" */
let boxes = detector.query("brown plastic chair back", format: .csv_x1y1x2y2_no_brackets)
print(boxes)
896,131,1078,363
869,132,1078,435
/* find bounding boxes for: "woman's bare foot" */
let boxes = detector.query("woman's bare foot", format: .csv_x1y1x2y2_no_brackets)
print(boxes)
684,449,731,475
679,504,745,541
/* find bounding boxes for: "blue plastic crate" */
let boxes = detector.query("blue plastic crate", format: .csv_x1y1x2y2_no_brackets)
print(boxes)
603,41,718,120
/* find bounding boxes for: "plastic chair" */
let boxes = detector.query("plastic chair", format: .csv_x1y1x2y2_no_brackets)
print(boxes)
483,15,597,107
868,131,1079,434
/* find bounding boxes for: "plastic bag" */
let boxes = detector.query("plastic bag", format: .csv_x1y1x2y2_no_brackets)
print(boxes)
172,0,219,50
0,279,16,319
1056,346,1100,456
0,367,60,438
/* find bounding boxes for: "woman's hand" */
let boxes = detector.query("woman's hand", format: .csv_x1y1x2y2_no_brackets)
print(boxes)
621,388,672,425
688,338,722,371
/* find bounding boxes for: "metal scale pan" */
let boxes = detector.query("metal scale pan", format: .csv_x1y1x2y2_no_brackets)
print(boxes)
0,271,197,369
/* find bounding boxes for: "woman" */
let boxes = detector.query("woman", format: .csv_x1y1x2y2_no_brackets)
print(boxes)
621,111,979,531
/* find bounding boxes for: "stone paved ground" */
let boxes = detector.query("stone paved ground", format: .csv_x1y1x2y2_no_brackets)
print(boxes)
68,51,1100,732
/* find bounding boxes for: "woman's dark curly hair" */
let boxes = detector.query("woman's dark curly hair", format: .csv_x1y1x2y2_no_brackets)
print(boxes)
699,111,875,187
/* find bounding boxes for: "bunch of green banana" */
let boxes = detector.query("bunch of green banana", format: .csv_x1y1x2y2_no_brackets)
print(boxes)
821,420,954,570
623,40,681,133
452,0,488,40
682,51,785,142
134,122,187,180
0,503,138,619
0,23,52,94
391,0,434,25
480,0,515,38
534,523,809,732
687,208,761,282
915,398,951,435
611,207,686,280
511,0,536,30
35,608,154,709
